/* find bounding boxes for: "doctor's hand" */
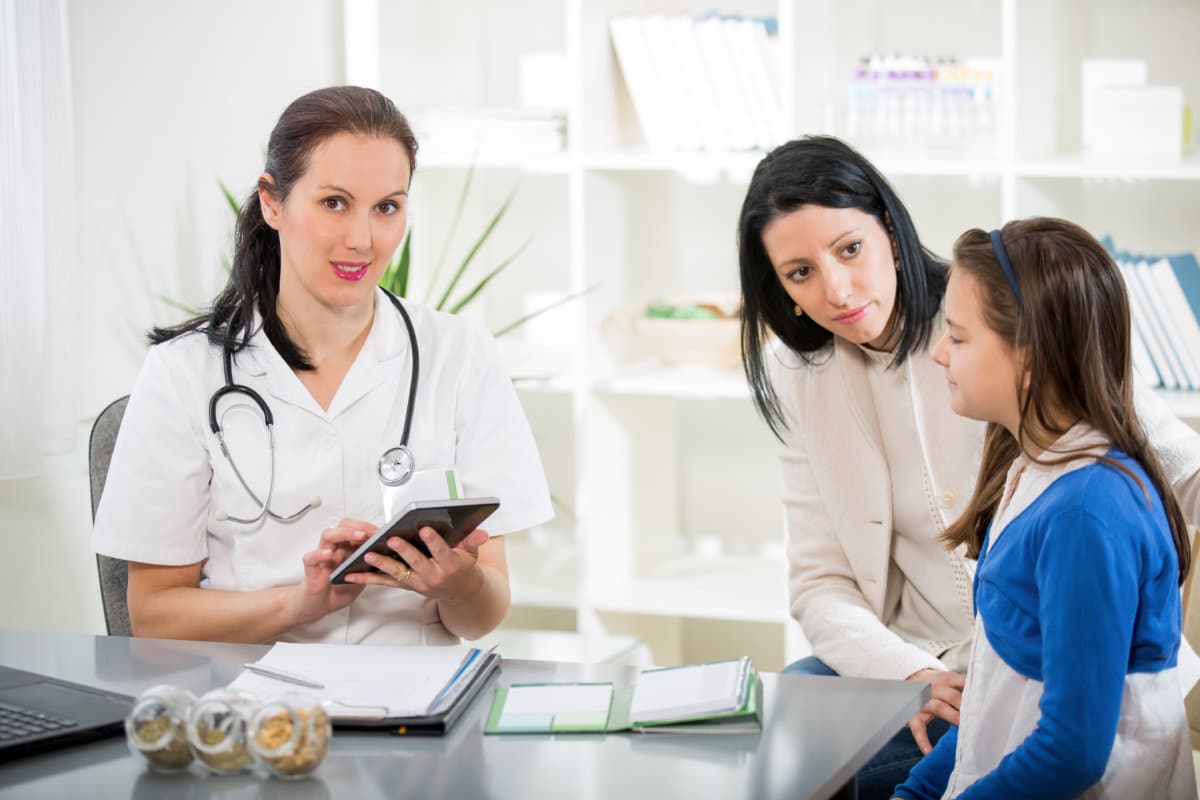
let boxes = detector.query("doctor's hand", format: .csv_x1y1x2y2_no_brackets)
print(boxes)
905,668,965,754
291,518,373,625
345,526,491,602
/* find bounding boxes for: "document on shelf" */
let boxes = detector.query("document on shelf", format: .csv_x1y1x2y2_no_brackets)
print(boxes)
485,657,762,735
230,642,494,721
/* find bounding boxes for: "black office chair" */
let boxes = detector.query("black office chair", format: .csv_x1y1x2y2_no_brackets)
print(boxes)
88,395,132,636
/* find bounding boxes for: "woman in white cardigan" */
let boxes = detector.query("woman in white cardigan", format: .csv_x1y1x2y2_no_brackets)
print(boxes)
736,136,1200,800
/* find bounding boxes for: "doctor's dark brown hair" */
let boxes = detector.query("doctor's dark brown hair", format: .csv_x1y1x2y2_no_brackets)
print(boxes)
941,217,1190,587
149,86,419,370
738,136,948,439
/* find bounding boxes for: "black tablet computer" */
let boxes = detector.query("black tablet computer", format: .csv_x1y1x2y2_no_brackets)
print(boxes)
329,497,500,585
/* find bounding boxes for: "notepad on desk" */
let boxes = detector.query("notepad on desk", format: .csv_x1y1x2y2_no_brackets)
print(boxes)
229,642,499,735
484,657,762,735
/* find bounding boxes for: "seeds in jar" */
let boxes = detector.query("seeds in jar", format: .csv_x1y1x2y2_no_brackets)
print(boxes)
193,721,254,772
133,716,192,770
255,706,330,776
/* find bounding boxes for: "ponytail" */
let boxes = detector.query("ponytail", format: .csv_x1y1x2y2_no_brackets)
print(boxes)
148,185,314,369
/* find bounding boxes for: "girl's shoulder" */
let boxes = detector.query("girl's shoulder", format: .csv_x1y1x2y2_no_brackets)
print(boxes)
1027,450,1167,546
1052,449,1155,505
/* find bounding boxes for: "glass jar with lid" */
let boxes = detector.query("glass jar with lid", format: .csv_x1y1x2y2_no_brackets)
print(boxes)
186,688,258,775
124,684,195,772
248,692,332,779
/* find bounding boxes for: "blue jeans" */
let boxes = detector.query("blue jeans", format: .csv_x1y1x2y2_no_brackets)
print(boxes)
783,656,950,800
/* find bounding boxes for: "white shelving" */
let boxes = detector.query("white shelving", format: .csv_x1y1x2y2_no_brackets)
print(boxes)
1015,153,1200,181
370,0,1200,670
419,150,572,174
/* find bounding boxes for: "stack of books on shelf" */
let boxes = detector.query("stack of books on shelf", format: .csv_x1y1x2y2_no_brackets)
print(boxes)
609,13,783,153
1107,237,1200,391
412,108,565,156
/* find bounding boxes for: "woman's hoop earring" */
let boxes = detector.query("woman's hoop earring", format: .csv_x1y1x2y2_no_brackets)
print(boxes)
794,304,804,317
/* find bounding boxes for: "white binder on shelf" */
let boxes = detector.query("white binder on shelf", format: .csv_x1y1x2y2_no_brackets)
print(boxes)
693,15,757,151
1121,257,1183,390
1132,258,1195,390
665,15,729,153
609,15,672,150
639,14,703,151
1147,257,1200,390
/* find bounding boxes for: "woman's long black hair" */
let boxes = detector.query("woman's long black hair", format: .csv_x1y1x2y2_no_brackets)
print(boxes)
737,136,947,438
149,86,418,371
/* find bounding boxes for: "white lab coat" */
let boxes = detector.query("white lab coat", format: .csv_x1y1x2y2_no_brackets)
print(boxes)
93,289,554,645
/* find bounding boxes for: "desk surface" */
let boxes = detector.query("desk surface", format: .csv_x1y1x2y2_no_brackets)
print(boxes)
0,630,927,800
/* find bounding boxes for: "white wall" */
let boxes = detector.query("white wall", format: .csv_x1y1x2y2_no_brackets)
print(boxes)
0,1,342,634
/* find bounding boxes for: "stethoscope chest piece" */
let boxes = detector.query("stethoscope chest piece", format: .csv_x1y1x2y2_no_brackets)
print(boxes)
213,289,419,523
378,444,415,486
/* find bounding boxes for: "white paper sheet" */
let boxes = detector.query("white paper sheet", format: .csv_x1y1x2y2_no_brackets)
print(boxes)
629,658,748,723
229,642,479,718
501,683,613,715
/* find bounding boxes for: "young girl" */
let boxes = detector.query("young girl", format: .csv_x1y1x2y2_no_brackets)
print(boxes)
895,218,1196,798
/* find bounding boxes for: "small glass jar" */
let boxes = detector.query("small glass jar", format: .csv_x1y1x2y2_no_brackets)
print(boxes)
248,692,332,779
186,688,257,775
125,684,195,772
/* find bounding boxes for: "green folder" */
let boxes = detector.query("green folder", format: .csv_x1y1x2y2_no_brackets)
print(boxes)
484,658,763,735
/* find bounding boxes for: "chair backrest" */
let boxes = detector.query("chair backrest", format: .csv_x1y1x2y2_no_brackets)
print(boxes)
89,395,132,637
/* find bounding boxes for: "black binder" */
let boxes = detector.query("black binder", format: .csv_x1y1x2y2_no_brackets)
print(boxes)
331,652,500,736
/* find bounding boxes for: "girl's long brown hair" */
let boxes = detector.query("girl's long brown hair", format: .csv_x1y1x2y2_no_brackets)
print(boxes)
941,218,1191,589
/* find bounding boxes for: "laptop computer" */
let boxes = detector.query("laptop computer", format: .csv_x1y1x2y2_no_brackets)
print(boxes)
0,664,132,763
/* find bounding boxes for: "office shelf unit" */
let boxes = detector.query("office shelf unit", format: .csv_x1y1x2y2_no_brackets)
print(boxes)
367,0,1200,670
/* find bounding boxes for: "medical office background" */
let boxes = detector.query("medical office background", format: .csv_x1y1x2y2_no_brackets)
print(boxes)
3,0,1200,675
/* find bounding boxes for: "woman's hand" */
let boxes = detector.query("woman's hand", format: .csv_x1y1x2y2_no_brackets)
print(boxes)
905,668,965,754
346,526,490,602
290,518,373,625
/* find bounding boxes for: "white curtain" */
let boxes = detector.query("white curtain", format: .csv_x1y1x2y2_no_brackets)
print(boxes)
0,0,77,479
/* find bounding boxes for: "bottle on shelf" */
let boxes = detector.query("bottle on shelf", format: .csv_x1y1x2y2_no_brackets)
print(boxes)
844,53,1002,156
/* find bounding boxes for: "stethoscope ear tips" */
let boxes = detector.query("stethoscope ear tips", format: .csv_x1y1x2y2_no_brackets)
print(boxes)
214,511,229,522
308,497,323,510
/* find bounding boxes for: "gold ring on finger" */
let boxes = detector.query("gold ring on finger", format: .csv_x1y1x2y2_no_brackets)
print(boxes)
396,569,411,583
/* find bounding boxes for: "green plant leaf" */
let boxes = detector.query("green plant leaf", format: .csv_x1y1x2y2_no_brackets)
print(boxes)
435,186,518,311
549,492,576,521
379,230,413,298
447,238,532,314
219,181,242,217
492,284,597,339
423,160,477,304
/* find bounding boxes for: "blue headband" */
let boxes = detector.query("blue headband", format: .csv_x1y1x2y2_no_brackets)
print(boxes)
989,229,1022,307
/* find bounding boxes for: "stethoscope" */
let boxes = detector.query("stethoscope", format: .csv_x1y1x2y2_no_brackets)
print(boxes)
210,290,420,525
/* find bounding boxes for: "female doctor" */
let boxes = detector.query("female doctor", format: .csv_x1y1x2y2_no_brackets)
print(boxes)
92,86,553,645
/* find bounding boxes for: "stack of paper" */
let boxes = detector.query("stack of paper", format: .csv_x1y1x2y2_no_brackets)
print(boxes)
1105,236,1200,392
484,656,762,735
230,642,498,734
